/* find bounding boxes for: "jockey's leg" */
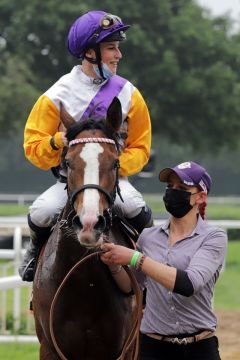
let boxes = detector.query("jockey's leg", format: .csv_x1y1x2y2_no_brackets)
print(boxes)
18,217,52,282
125,205,153,233
114,177,153,235
18,181,67,282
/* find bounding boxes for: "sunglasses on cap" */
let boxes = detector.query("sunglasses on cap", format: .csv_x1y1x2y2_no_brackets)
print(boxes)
100,14,122,29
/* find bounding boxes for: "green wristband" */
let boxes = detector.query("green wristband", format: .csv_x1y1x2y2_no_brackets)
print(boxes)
130,251,141,267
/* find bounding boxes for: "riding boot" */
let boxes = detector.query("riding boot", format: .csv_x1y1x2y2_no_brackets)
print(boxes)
126,205,153,235
18,222,52,282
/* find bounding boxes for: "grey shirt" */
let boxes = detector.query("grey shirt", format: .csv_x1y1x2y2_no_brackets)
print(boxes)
136,215,227,335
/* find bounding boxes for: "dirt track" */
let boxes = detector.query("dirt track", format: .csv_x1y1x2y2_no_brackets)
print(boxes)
216,310,240,360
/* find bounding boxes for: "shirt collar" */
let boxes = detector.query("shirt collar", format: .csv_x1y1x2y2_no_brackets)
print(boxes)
160,215,205,238
71,65,108,87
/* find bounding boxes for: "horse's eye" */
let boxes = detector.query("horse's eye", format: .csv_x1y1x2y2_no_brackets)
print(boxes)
65,160,70,168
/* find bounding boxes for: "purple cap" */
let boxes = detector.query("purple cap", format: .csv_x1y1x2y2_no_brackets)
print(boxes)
159,161,212,193
67,10,130,58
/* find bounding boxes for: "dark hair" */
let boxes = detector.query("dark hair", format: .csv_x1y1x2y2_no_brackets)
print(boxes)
199,201,207,219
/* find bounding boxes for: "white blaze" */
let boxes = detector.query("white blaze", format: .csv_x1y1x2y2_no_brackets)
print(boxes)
80,143,104,216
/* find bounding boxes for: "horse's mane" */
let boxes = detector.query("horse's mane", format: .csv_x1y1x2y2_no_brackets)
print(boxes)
66,119,120,152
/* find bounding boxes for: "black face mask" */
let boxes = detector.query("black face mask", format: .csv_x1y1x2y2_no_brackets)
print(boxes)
163,188,193,218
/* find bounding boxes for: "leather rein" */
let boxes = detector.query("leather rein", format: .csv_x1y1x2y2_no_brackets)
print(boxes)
49,252,143,360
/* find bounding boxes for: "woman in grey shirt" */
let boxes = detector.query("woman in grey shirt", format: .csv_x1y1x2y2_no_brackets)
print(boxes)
101,161,227,360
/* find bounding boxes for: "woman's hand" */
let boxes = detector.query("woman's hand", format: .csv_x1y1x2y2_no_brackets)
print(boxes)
100,243,134,294
100,243,135,267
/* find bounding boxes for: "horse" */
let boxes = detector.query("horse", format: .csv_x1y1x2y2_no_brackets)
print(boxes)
32,97,142,360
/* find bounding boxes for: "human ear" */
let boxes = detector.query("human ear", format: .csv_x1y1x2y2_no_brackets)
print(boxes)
198,191,207,204
85,48,96,60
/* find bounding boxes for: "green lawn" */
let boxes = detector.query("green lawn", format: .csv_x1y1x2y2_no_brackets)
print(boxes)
0,204,29,216
214,240,240,309
0,343,39,360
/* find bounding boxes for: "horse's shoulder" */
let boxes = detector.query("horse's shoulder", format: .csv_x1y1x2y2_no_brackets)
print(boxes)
111,215,138,249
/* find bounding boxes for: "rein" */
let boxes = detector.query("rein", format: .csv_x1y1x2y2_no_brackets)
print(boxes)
49,251,143,360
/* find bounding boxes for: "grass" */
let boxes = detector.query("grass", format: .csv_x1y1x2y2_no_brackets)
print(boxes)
0,204,29,216
214,240,240,309
0,343,39,359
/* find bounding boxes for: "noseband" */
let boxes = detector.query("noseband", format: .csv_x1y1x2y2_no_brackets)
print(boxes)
66,137,123,229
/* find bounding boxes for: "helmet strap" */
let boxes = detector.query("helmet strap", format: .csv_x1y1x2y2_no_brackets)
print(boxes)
84,45,106,80
95,45,105,79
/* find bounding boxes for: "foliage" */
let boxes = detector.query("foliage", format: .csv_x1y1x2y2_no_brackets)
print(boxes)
214,240,240,309
1,0,240,150
0,55,39,136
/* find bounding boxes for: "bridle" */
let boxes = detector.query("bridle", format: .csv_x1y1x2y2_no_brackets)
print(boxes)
66,137,123,230
50,137,142,359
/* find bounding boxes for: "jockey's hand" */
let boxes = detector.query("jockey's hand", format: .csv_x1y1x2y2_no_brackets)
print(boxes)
61,131,68,146
100,243,135,267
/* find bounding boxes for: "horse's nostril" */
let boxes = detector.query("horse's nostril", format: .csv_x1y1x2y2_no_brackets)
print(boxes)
94,215,106,232
73,215,83,230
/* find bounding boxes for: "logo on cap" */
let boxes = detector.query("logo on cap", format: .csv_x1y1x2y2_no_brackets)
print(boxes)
199,179,207,193
177,162,191,170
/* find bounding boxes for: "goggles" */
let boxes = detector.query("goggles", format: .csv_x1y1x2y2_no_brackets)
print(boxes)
100,14,122,29
88,14,124,46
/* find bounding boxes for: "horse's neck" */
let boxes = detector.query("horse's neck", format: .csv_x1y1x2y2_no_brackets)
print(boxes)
110,216,137,249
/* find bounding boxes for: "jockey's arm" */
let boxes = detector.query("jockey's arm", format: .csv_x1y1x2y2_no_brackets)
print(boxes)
24,95,65,170
119,89,151,177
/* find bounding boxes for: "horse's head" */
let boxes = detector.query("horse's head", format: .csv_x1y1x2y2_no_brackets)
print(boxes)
60,97,122,248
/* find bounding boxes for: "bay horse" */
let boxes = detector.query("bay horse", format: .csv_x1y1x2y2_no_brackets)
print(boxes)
32,97,142,360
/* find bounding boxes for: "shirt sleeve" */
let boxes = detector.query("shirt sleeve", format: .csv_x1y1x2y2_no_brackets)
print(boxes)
24,95,65,170
186,228,228,293
119,88,151,177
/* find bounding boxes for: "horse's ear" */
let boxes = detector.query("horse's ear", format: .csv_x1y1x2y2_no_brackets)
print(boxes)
60,102,75,129
106,97,122,133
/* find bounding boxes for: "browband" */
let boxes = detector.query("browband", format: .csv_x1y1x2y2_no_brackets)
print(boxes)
69,137,116,147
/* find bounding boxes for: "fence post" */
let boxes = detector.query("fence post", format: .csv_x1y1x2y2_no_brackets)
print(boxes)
13,227,22,332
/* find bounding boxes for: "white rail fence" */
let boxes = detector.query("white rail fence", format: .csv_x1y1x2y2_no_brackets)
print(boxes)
0,224,37,342
0,218,240,343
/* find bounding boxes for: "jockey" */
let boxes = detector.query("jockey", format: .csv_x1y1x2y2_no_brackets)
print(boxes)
19,10,153,282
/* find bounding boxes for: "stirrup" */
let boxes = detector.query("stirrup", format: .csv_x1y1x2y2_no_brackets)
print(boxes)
21,258,36,282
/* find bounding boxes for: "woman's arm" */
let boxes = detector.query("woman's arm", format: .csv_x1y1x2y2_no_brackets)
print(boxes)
107,264,132,294
101,243,177,291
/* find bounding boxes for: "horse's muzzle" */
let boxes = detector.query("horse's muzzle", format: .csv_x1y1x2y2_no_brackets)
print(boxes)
72,214,106,247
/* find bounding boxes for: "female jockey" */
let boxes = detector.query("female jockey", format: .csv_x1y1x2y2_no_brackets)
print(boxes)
19,10,153,281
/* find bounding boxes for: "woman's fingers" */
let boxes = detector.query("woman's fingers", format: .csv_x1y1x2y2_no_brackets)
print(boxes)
101,242,115,252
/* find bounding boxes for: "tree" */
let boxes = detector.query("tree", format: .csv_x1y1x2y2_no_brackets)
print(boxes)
1,0,240,150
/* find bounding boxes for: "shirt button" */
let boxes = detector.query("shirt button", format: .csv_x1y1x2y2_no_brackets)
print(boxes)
168,291,172,295
171,306,175,311
176,321,179,325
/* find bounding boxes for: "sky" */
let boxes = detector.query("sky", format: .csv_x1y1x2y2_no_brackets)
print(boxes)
196,0,240,30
